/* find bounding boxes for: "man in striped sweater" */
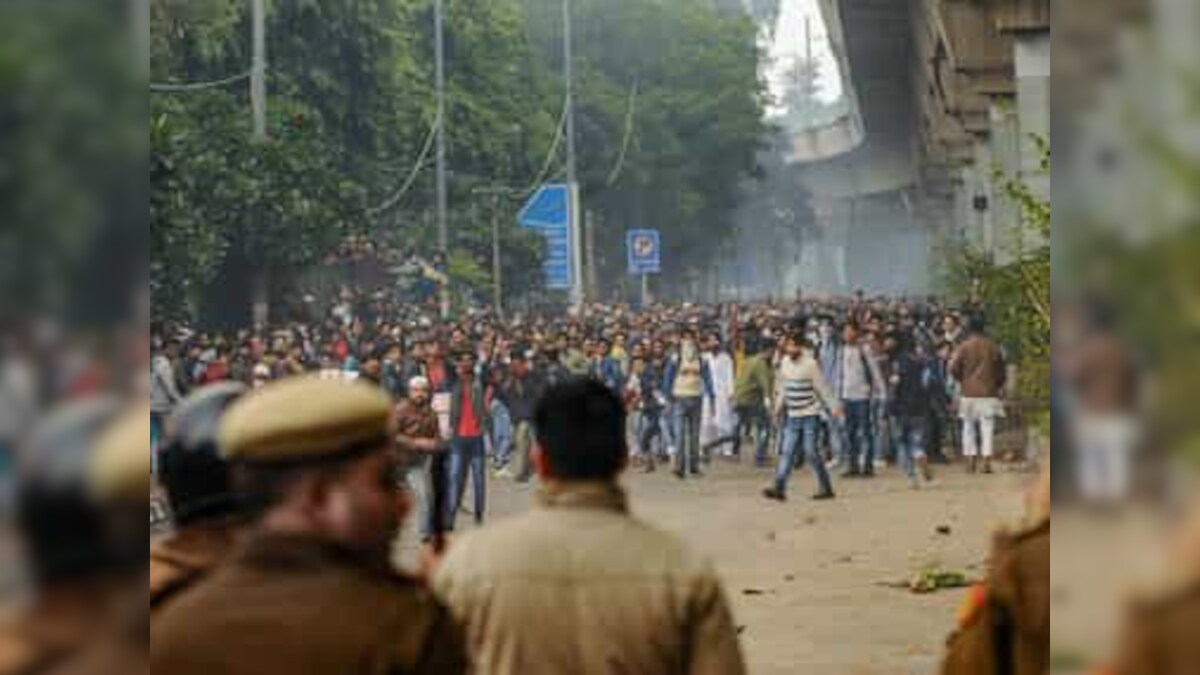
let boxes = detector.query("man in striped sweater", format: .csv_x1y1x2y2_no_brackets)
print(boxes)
763,332,842,502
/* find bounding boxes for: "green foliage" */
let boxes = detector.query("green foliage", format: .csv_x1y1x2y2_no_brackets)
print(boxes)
0,3,144,320
946,137,1050,413
151,0,766,321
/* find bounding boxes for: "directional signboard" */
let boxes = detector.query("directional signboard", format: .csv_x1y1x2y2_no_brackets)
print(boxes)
519,184,573,290
626,229,661,275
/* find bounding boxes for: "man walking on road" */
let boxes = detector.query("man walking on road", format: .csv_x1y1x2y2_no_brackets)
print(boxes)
949,314,1007,474
731,334,773,467
663,328,715,479
763,333,841,502
447,351,489,529
433,379,747,675
829,323,883,477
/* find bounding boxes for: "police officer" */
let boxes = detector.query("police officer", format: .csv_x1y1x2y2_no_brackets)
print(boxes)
1109,495,1200,674
942,466,1049,675
0,397,123,674
150,382,248,612
150,376,467,675
56,403,155,675
434,379,746,675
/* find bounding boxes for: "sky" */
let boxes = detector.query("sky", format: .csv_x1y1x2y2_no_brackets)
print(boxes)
761,0,844,119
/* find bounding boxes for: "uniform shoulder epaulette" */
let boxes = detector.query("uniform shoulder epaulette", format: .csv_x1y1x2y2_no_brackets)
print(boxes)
149,544,208,609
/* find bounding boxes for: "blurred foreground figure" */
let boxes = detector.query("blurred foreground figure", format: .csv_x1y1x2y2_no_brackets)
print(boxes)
0,398,121,674
1110,498,1200,675
150,376,467,675
434,378,747,675
942,466,1050,675
150,382,247,612
57,404,154,674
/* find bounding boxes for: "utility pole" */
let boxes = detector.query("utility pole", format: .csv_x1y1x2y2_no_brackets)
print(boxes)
134,0,150,76
563,0,584,310
434,0,450,318
584,210,597,299
251,0,267,141
472,186,515,320
250,0,269,328
491,192,503,319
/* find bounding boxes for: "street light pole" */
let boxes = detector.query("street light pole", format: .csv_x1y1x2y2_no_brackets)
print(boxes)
251,0,267,142
563,0,584,311
491,192,503,319
434,0,450,318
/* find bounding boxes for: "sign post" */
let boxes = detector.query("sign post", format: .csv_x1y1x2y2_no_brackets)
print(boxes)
626,229,661,307
518,184,575,293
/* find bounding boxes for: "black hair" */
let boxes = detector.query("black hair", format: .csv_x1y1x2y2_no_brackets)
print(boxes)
533,378,627,481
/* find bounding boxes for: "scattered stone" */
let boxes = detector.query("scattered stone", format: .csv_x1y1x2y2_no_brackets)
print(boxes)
802,515,818,525
765,531,776,542
836,555,853,564
784,574,795,582
742,588,771,596
936,525,952,536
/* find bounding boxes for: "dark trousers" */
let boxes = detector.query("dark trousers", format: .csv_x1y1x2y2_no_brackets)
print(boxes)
843,400,873,473
446,436,486,530
640,409,663,466
732,403,771,464
672,397,703,476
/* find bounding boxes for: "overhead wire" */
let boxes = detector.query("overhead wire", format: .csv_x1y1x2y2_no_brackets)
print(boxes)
605,76,639,187
367,112,442,216
517,95,570,197
150,70,254,92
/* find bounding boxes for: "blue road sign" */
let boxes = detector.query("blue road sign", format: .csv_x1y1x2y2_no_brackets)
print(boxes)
519,184,573,290
518,183,569,230
626,229,661,275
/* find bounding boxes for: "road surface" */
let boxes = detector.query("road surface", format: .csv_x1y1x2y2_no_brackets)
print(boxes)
403,459,1029,675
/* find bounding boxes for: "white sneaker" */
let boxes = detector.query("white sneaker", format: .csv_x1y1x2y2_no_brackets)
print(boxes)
495,466,514,479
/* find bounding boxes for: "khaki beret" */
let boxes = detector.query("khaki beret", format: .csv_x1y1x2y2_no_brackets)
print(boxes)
91,403,153,502
219,375,393,463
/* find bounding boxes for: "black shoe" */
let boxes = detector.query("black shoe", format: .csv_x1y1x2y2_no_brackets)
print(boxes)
762,487,786,502
673,470,685,480
690,469,704,478
862,469,876,478
643,463,657,474
812,491,836,501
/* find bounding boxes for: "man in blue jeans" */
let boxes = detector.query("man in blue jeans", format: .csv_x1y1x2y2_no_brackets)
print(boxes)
763,333,842,502
828,323,882,478
447,351,490,529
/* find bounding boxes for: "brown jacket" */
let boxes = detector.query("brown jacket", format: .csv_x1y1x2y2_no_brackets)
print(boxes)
150,533,468,675
1070,333,1139,414
0,583,116,675
149,519,241,614
1113,579,1200,675
433,482,747,675
951,334,1007,399
943,518,1050,675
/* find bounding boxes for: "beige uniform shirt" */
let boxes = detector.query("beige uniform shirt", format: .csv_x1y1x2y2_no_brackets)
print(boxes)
434,482,747,675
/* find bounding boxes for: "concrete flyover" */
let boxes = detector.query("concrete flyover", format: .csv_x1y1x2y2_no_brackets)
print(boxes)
784,0,1049,291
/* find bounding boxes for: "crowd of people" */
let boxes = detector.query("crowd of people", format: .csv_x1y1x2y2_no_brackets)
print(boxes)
151,288,1014,531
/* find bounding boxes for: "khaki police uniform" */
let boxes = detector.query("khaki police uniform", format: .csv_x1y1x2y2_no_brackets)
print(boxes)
1110,500,1200,675
150,376,468,675
434,481,747,675
149,519,242,612
942,516,1050,675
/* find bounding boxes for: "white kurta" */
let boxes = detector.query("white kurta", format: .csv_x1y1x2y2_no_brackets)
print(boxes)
702,352,737,446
